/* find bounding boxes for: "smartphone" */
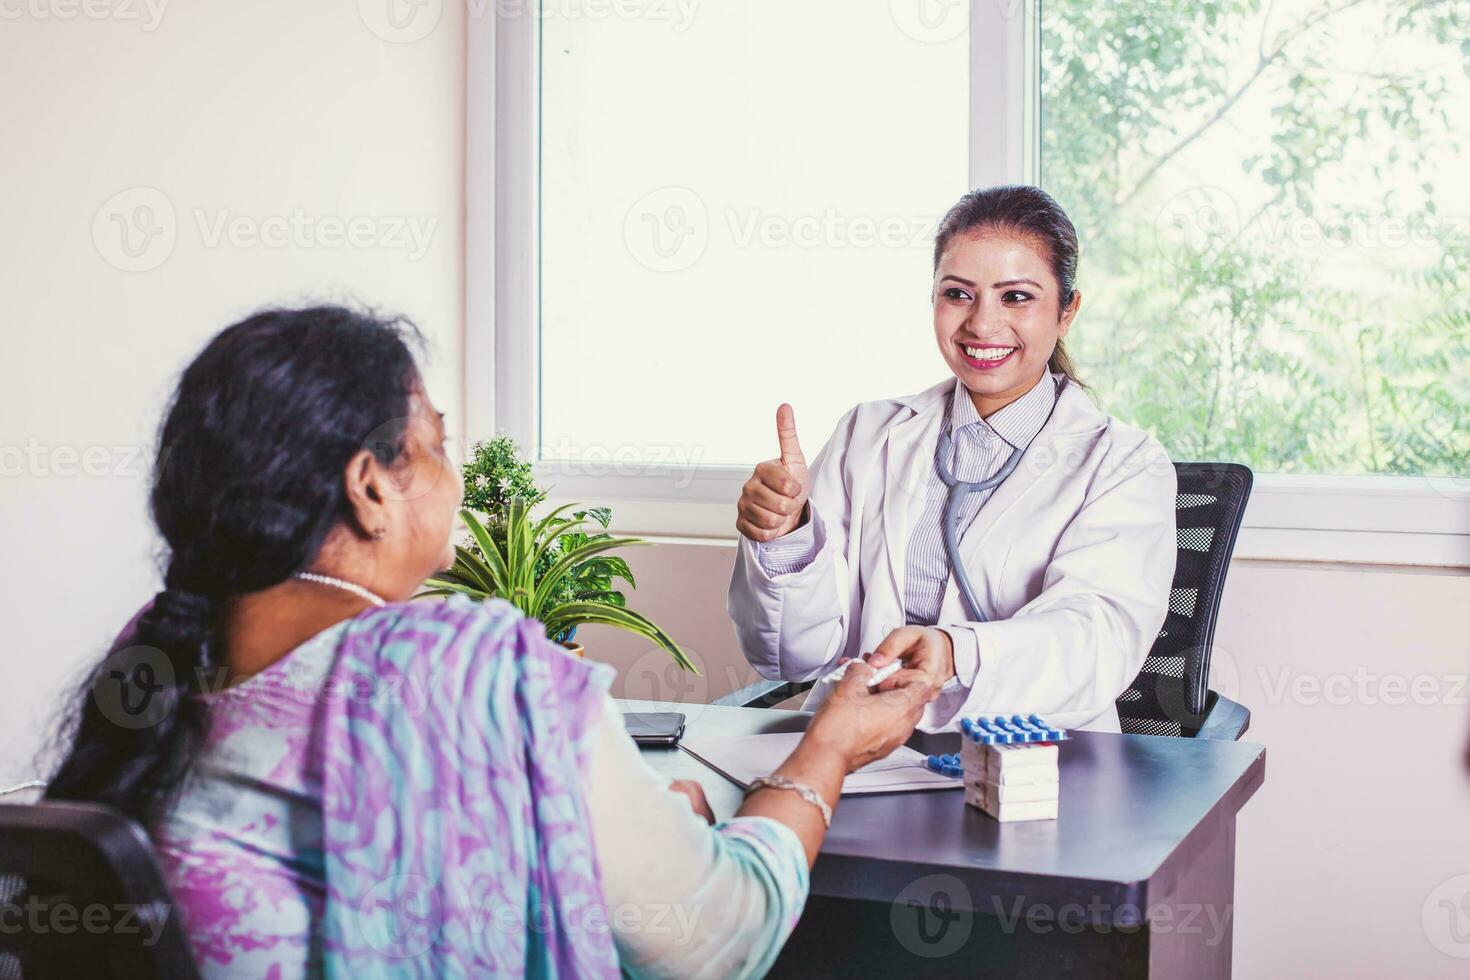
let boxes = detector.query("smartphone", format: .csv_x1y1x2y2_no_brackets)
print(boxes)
623,711,686,746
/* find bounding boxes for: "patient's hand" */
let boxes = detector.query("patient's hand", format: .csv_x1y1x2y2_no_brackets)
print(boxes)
805,662,927,773
669,779,715,825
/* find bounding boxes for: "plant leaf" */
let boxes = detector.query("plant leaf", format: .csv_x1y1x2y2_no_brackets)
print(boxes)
419,577,488,600
506,498,540,616
539,602,696,673
573,589,626,607
458,511,510,593
453,542,502,596
530,537,648,618
431,563,488,592
595,555,636,588
530,515,596,575
531,501,584,541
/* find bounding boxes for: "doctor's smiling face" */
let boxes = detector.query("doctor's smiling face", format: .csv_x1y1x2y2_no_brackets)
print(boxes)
932,231,1081,417
930,185,1084,418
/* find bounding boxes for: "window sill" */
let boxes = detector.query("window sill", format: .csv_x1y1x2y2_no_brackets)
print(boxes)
541,469,1470,569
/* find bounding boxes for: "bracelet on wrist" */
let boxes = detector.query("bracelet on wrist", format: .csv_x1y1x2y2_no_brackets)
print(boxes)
746,774,833,828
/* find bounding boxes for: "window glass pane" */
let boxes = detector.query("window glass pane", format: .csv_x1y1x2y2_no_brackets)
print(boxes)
1040,0,1469,477
539,2,969,468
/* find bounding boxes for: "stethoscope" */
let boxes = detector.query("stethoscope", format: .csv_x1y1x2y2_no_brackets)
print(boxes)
934,377,1067,622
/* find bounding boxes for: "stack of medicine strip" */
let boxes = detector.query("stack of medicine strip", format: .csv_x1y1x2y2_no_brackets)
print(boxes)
961,715,1067,822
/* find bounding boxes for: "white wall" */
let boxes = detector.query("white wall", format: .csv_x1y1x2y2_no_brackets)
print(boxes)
0,1,466,781
4,6,1469,978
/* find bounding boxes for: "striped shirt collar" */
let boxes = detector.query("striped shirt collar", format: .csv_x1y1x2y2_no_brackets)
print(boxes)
948,371,1061,450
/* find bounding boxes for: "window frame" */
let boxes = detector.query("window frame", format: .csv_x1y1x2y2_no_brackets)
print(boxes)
466,1,1470,568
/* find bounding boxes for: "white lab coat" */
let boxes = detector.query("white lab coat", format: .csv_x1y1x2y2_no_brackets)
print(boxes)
726,376,1177,733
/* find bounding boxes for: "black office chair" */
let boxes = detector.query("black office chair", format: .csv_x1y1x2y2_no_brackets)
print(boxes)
1115,462,1252,739
716,461,1253,741
0,800,201,980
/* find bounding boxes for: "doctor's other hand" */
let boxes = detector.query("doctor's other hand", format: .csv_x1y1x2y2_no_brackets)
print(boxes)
736,403,812,542
868,626,956,696
804,661,925,773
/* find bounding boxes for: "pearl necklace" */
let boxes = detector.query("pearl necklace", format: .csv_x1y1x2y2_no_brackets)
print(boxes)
294,571,388,607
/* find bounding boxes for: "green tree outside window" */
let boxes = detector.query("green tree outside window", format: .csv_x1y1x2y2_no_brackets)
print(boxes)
1040,0,1469,478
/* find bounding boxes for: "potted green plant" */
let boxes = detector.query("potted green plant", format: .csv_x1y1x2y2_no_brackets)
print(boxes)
419,437,696,673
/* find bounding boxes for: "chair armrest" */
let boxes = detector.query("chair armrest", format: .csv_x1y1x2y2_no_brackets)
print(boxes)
713,679,816,709
1194,690,1251,740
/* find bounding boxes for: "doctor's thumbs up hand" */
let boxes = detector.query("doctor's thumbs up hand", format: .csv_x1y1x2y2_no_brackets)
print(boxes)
736,403,813,542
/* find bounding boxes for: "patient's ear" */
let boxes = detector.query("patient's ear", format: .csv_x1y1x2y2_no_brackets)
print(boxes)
342,449,389,540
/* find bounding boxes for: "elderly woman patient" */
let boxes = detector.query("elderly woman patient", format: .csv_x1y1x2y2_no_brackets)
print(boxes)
44,306,925,978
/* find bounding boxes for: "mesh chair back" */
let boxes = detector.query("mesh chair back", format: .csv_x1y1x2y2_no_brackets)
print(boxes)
1116,463,1252,737
0,801,200,980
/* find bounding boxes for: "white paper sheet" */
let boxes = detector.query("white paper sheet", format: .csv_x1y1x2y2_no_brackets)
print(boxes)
680,731,964,795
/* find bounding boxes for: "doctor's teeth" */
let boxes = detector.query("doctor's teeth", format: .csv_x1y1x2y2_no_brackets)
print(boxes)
964,346,1014,360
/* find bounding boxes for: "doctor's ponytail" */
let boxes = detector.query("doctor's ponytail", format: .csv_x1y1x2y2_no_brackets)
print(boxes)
934,185,1086,388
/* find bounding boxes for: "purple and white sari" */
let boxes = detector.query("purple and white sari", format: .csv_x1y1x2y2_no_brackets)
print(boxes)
150,596,621,978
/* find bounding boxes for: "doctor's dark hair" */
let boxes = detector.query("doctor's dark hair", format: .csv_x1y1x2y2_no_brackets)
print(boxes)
933,184,1085,387
45,305,424,825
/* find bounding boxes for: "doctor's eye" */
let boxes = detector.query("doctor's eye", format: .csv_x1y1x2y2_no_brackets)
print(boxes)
940,287,973,303
1001,290,1034,305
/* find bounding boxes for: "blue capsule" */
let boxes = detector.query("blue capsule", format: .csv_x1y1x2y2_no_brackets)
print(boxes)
960,714,1070,745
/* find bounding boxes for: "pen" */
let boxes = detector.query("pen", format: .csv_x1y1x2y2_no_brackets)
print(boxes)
819,659,904,687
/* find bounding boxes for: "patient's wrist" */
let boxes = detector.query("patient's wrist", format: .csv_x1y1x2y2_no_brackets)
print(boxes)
791,726,859,778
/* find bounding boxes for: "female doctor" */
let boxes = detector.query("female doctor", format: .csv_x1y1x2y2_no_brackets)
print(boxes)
727,185,1177,734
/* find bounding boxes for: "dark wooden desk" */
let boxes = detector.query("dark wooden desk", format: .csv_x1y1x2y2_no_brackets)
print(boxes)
620,699,1265,979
